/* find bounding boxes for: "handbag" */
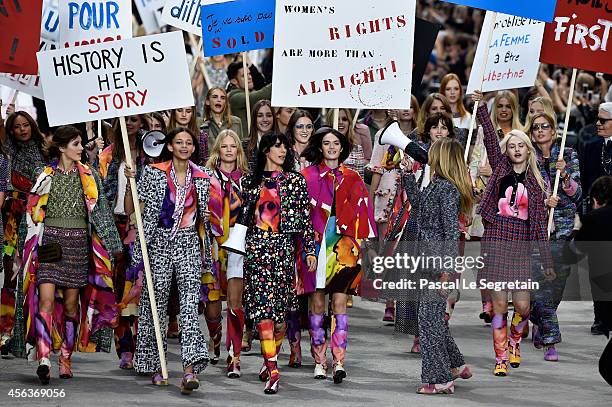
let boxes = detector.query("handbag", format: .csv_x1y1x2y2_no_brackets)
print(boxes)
38,243,63,263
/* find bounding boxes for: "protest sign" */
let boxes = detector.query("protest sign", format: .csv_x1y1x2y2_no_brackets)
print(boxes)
59,0,132,48
413,18,440,90
134,0,165,34
272,0,416,109
201,0,275,56
540,1,611,74
42,0,60,42
466,12,545,93
37,31,194,126
0,0,44,75
161,0,231,36
442,0,557,22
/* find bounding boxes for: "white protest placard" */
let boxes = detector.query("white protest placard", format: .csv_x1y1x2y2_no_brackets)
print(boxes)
466,12,545,94
135,0,165,34
38,31,194,126
272,0,415,109
161,0,232,36
59,0,132,48
0,1,59,99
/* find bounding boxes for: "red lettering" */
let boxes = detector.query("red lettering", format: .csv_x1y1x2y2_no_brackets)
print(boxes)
125,91,137,107
137,89,147,105
329,27,340,40
88,96,100,113
323,79,334,92
212,38,221,48
113,93,124,109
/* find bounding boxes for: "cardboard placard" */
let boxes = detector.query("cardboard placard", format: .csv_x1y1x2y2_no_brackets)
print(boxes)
59,0,132,48
466,11,545,93
442,0,557,23
38,31,194,125
201,0,275,56
272,0,416,109
540,1,611,74
0,0,44,75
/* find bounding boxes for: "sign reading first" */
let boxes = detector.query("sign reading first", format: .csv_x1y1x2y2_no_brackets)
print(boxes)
59,0,132,48
38,31,194,126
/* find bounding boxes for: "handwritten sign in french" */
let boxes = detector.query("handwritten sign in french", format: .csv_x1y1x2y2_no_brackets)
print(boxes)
540,0,611,74
161,0,232,36
201,0,274,56
58,0,132,48
38,31,194,125
272,0,415,109
466,11,545,93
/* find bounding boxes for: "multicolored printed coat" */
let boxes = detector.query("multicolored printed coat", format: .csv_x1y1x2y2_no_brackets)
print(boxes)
22,162,122,353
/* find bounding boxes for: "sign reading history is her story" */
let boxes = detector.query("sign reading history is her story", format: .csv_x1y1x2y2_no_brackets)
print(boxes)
58,0,132,48
37,31,193,125
272,0,416,109
201,0,275,56
466,11,545,93
540,0,612,74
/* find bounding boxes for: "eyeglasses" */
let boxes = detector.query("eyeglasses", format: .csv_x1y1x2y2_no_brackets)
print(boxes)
531,123,552,131
597,117,612,124
295,124,314,131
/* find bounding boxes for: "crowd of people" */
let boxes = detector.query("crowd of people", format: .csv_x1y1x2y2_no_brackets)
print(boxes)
0,0,611,397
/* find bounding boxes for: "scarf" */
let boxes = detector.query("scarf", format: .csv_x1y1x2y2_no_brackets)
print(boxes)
169,162,193,239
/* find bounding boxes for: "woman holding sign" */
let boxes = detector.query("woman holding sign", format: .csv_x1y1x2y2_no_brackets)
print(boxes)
240,133,316,394
125,128,213,394
300,127,376,384
1,111,47,357
22,125,121,384
529,112,581,362
472,91,553,377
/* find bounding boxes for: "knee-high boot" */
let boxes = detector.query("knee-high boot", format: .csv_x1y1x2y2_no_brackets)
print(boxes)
59,315,77,379
257,320,279,394
287,310,302,367
226,308,245,377
309,313,328,369
509,311,529,368
35,311,53,384
205,316,222,365
492,312,509,376
331,314,348,383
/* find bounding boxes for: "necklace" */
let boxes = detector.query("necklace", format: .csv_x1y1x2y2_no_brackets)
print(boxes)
57,165,77,175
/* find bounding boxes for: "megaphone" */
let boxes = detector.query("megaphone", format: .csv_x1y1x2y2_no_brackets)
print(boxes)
142,131,166,158
221,223,248,255
379,120,428,165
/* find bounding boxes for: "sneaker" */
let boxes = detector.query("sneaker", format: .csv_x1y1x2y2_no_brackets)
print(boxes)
37,357,51,385
383,307,395,322
333,362,346,384
180,373,199,395
416,381,455,394
544,345,559,362
532,325,543,349
509,341,521,368
493,360,509,376
313,363,327,379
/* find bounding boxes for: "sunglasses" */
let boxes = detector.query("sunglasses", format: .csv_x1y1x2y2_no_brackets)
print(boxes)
295,123,314,131
597,117,612,124
531,123,552,131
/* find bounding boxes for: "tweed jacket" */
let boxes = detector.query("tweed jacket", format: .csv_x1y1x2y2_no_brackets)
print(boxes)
402,171,460,277
476,104,553,268
131,161,213,271
241,171,316,255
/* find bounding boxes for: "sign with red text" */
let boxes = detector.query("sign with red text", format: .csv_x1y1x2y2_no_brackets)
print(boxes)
0,0,44,75
0,1,59,98
38,31,193,126
540,1,611,74
162,0,232,36
272,0,416,109
59,0,132,48
466,11,545,93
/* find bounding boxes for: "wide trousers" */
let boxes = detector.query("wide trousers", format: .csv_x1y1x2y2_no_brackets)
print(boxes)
418,287,464,384
134,227,209,374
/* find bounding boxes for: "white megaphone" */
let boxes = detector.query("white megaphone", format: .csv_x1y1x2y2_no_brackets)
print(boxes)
379,120,428,164
221,224,248,255
142,131,166,158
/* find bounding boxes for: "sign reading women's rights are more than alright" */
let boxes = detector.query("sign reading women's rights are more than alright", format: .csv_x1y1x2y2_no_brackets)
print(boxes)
37,31,194,126
466,12,545,94
59,0,132,48
272,0,416,109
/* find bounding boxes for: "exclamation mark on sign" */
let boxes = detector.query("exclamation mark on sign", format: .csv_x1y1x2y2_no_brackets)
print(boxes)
8,38,19,61
390,60,397,78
